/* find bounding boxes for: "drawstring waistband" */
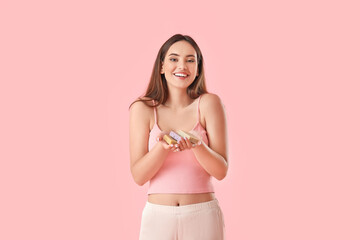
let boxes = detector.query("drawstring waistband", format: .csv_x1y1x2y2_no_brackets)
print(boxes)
144,199,220,214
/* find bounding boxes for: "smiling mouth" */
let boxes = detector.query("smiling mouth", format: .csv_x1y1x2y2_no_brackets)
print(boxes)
173,73,189,78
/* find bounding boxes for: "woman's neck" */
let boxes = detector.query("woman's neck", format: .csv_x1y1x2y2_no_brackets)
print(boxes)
165,88,193,110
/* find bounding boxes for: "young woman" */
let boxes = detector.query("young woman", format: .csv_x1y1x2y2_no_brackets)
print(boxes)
129,34,228,240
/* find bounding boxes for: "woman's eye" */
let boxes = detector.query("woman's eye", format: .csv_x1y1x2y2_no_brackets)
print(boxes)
169,58,195,62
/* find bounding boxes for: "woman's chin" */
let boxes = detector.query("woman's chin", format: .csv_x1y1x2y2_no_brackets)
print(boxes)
167,79,195,89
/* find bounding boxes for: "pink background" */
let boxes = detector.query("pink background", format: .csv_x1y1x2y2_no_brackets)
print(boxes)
1,0,359,239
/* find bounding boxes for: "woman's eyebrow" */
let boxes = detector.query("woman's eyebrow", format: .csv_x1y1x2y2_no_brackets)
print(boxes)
169,53,196,58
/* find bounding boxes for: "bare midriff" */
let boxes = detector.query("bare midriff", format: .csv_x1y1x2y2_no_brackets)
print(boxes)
147,192,215,206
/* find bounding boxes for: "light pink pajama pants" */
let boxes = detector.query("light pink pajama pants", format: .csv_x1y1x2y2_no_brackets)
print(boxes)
139,199,225,240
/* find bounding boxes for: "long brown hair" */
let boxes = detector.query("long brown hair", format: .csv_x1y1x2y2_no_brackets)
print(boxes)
129,34,208,109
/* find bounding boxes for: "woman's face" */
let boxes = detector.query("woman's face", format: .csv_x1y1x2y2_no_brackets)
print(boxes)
161,40,199,90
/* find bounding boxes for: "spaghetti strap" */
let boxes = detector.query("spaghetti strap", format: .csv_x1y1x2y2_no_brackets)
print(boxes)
197,95,202,122
152,100,157,124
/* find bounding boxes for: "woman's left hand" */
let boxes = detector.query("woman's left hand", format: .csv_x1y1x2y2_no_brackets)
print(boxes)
177,136,202,151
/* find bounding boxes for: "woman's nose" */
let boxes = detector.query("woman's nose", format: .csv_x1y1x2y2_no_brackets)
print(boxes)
177,59,187,69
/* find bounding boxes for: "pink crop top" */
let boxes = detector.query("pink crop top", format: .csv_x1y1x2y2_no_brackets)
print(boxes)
147,95,214,194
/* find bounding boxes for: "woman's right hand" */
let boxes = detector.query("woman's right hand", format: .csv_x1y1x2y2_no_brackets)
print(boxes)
156,132,180,152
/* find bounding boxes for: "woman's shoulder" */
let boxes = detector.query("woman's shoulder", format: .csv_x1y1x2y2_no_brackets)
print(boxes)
129,97,154,117
200,93,224,108
199,93,225,118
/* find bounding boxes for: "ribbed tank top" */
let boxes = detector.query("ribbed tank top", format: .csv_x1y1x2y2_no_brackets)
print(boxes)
147,95,214,194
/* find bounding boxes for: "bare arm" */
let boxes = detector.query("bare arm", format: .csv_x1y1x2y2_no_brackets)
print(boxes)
129,101,176,186
191,94,228,180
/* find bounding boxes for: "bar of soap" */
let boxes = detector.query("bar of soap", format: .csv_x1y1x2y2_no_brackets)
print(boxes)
176,130,199,144
169,131,182,142
163,134,177,145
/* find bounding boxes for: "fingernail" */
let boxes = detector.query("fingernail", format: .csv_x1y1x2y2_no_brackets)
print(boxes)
175,144,178,147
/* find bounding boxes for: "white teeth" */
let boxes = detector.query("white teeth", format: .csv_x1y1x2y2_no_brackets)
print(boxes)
174,73,187,77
